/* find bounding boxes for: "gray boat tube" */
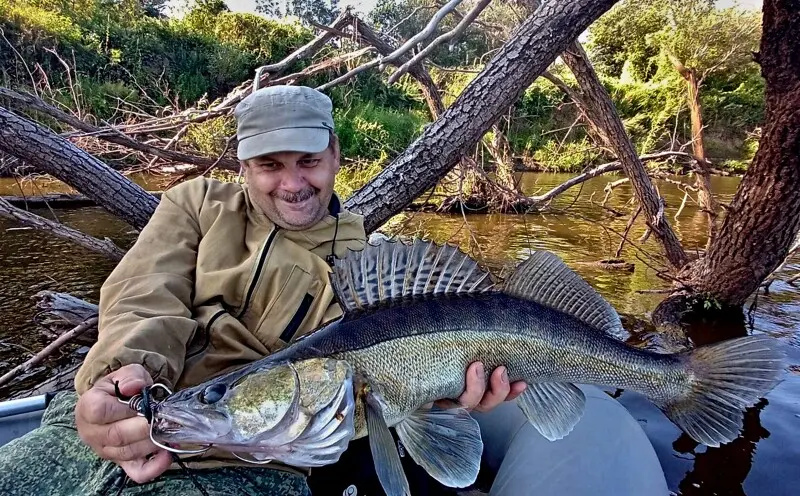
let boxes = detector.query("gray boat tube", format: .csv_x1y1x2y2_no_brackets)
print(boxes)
0,394,53,447
0,394,52,418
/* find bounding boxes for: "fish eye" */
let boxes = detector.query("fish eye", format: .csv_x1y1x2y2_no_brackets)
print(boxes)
199,383,227,404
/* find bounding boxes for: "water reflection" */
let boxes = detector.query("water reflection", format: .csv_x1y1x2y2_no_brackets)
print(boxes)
674,400,770,496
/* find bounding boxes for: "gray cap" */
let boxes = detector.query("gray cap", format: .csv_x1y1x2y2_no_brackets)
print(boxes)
234,86,335,161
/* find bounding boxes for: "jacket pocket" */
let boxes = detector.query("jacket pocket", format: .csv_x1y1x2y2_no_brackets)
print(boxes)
254,265,319,350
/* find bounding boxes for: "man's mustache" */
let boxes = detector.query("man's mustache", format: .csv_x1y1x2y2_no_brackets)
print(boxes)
272,188,315,203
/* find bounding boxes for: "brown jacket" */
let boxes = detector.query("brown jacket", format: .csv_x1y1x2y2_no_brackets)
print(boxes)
75,176,366,394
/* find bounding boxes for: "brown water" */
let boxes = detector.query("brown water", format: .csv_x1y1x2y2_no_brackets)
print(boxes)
0,172,798,495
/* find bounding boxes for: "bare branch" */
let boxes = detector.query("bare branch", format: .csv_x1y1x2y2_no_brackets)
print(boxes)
388,0,493,84
379,0,466,69
0,87,239,170
0,317,98,389
316,59,382,91
251,10,354,84
0,197,125,260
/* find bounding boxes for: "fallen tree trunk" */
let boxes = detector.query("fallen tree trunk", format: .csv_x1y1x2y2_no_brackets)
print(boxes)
559,42,689,269
1,192,163,208
0,88,239,171
653,0,800,324
0,198,125,260
0,107,158,230
345,0,620,232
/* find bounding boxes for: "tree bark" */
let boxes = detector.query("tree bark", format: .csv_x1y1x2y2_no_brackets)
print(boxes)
655,0,800,319
0,198,125,260
345,0,621,232
559,42,689,268
0,88,239,171
0,107,158,231
669,56,720,247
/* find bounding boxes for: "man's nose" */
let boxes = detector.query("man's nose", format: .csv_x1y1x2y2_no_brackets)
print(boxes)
280,166,308,191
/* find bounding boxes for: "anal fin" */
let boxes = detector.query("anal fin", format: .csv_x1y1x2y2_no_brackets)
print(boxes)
517,382,586,441
365,393,410,496
394,407,483,489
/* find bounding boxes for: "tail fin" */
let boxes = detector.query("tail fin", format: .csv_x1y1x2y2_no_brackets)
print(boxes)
660,335,784,447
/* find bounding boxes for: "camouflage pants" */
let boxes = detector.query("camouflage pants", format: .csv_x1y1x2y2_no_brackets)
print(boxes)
0,392,310,496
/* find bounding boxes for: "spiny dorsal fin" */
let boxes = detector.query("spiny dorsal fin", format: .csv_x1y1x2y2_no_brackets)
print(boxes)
502,251,625,338
331,238,494,314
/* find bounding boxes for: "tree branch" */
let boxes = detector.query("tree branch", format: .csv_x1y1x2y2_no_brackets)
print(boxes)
0,197,125,260
388,0,493,84
0,107,158,230
0,87,239,170
379,0,466,68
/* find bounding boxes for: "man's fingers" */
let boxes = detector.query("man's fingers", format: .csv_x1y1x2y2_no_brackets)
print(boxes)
119,450,172,484
102,438,161,462
104,416,151,448
94,364,153,398
77,389,138,426
506,381,528,402
475,367,511,412
457,362,487,410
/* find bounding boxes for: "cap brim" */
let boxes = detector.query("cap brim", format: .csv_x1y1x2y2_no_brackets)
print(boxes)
237,127,329,161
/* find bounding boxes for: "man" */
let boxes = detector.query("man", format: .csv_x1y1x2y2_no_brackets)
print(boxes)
0,86,526,495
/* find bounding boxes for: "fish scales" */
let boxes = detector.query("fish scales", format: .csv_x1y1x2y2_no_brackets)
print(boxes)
231,293,683,432
150,239,783,496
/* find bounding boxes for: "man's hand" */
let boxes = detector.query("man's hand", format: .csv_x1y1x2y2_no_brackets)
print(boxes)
75,364,172,483
438,362,527,413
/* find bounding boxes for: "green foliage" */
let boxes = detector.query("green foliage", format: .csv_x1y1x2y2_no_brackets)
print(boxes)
185,116,236,156
532,139,602,173
1,0,313,116
0,0,767,172
586,0,764,157
333,103,427,160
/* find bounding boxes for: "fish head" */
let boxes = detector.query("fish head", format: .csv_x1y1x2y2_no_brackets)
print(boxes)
151,357,356,466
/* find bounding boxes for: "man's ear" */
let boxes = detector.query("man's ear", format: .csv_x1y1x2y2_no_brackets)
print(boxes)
329,135,341,172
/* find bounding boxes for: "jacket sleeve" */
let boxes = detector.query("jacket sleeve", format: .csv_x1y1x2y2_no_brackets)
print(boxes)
74,181,206,394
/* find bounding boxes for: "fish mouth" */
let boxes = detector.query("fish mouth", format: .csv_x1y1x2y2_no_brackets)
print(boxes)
151,404,233,445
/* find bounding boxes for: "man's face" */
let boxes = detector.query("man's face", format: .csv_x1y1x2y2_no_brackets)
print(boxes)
243,139,340,231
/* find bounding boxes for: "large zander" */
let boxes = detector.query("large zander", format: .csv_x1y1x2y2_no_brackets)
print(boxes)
151,238,784,495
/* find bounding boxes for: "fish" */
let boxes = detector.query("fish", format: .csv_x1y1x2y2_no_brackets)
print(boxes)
150,238,784,496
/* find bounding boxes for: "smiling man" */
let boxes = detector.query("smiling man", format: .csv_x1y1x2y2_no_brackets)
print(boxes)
0,86,527,496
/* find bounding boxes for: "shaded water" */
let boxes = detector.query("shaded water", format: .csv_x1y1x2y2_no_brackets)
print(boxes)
0,172,798,495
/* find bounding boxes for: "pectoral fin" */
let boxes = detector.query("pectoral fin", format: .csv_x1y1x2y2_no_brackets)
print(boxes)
394,407,483,488
365,393,410,496
517,382,586,441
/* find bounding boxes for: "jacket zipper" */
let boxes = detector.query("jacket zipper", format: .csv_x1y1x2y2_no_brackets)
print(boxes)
237,227,280,319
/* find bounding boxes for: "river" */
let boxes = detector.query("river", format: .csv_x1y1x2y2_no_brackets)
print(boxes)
0,171,798,495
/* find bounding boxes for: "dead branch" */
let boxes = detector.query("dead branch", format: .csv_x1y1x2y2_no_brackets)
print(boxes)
33,290,98,337
388,0,493,84
559,41,689,269
352,18,445,117
271,47,376,86
0,197,125,260
0,87,239,171
0,107,158,230
0,317,98,389
316,59,382,91
379,0,466,69
674,190,689,220
616,204,642,258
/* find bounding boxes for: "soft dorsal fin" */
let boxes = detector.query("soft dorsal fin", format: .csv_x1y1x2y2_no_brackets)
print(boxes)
502,251,625,338
331,238,494,314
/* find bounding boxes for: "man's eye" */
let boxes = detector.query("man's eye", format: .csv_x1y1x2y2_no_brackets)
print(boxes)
299,159,320,167
258,162,280,170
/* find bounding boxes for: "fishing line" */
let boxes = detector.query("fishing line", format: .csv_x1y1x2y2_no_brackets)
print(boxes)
113,383,211,496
